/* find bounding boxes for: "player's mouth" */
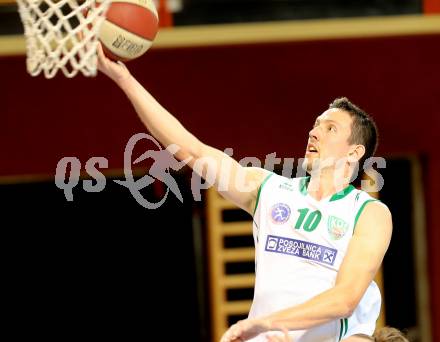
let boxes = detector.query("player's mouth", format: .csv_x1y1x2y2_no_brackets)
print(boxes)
306,143,319,156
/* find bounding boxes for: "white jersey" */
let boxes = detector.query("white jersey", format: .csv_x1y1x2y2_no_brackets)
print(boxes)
248,173,382,342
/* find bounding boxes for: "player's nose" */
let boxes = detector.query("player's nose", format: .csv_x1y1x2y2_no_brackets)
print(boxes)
309,126,320,141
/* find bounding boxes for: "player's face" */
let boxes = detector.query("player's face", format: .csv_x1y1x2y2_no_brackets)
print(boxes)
303,108,354,172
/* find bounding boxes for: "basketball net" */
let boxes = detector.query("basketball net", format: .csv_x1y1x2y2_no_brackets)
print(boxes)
17,0,111,78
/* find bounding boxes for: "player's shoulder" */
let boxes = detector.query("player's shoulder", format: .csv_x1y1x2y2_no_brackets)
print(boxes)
354,189,392,219
354,198,392,236
365,200,391,218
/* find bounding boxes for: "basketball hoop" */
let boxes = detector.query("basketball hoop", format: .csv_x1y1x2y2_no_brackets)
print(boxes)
17,0,111,78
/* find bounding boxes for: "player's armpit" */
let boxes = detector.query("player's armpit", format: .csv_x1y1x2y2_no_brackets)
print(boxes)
335,201,393,311
187,143,270,215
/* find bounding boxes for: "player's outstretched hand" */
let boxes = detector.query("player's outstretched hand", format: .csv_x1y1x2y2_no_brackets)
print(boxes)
220,318,270,342
96,42,131,85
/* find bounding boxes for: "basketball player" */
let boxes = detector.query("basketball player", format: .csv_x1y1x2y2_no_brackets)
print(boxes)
97,44,393,342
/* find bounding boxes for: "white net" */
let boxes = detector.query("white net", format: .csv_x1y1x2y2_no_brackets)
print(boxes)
17,0,111,78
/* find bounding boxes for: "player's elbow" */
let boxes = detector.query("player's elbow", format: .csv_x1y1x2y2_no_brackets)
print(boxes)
343,298,358,317
334,299,355,318
335,292,359,318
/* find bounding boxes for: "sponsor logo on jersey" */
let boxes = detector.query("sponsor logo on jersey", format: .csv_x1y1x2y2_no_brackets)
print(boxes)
327,216,349,240
270,203,291,224
265,235,337,266
279,182,294,192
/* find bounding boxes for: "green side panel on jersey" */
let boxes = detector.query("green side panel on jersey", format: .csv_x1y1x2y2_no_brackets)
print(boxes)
329,184,355,202
253,173,273,216
344,318,348,336
354,199,379,232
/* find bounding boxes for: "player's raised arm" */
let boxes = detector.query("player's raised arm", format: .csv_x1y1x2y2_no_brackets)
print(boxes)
97,44,269,213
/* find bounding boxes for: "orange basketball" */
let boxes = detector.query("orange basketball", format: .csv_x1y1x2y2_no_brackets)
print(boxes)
98,0,159,62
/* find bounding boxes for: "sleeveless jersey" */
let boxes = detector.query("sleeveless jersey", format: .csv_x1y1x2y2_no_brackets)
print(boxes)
248,173,382,342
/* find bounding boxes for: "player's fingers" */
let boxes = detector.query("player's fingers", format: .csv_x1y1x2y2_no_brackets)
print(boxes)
230,325,243,340
220,331,231,342
266,328,291,342
96,42,106,63
96,43,106,71
221,327,241,342
117,60,128,71
266,336,290,342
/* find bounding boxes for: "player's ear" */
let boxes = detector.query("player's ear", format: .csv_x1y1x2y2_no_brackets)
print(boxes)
348,144,365,163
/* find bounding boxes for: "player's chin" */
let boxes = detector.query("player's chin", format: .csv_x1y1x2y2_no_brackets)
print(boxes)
302,155,318,171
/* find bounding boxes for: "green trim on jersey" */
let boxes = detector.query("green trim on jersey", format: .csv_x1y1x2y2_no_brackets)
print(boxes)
329,185,355,202
354,199,378,232
338,318,348,341
338,319,343,341
252,173,273,216
299,176,354,202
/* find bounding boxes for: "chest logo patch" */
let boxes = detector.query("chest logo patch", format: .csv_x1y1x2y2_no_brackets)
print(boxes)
327,216,349,240
270,203,291,224
265,235,337,266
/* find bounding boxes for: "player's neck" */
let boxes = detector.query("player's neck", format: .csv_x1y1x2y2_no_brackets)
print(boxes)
307,170,351,201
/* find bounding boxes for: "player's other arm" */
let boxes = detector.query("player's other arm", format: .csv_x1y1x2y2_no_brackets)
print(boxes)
268,201,392,326
97,44,269,214
221,201,392,341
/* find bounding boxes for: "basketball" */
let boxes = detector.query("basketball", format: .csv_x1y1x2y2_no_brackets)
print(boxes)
98,0,159,62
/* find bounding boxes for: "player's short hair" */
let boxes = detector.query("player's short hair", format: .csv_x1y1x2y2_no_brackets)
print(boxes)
329,97,378,169
373,326,410,342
